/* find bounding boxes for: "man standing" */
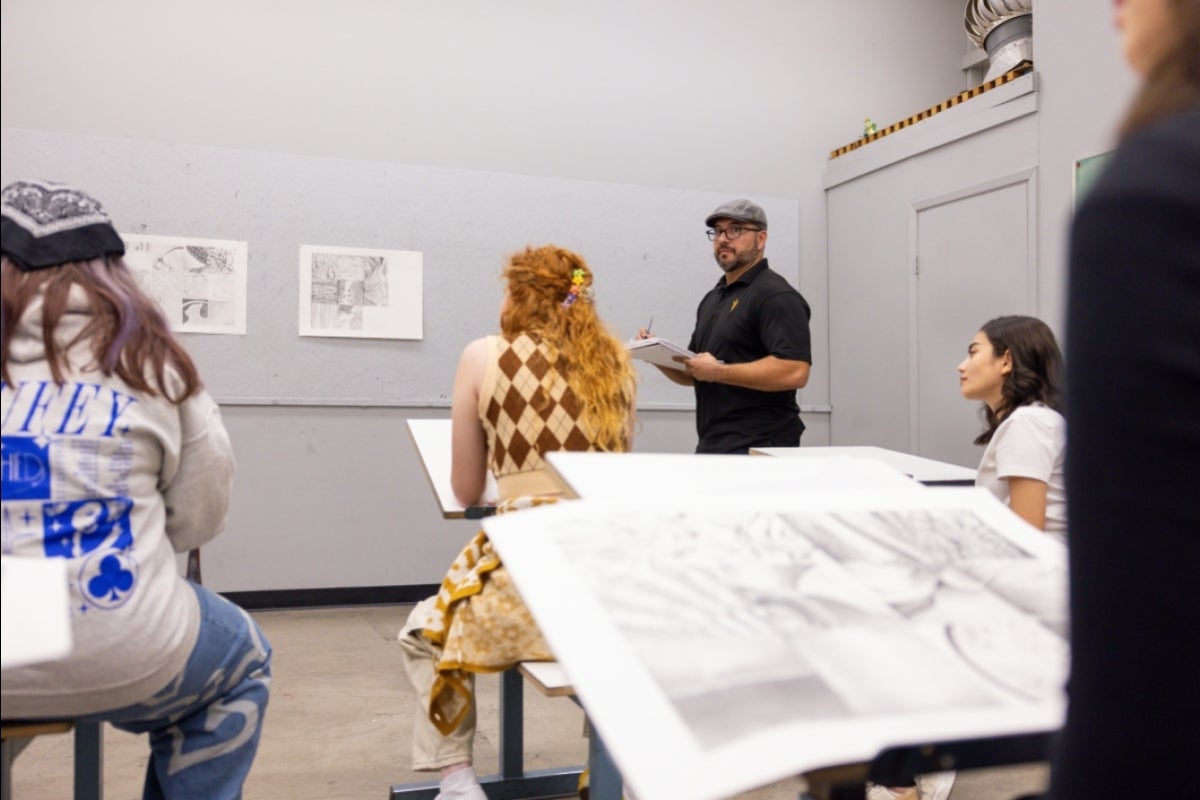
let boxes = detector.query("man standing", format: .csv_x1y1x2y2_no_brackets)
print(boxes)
643,199,812,453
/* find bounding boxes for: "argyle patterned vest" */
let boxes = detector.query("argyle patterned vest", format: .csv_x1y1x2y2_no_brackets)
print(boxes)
479,334,596,481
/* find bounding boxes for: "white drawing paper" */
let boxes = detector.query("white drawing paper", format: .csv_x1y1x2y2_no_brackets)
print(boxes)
121,233,248,335
1,555,73,669
298,245,422,340
484,484,1067,800
545,450,924,500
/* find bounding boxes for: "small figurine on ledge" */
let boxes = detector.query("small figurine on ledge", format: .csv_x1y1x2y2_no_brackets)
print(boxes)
863,117,878,138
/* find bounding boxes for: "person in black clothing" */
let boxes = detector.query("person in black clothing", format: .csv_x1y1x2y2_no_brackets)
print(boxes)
1051,0,1200,798
640,199,812,453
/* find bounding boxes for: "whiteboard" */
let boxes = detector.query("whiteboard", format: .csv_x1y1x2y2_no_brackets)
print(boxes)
1,128,801,408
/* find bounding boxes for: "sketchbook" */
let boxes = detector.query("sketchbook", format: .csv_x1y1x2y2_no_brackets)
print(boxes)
485,480,1067,800
626,336,695,370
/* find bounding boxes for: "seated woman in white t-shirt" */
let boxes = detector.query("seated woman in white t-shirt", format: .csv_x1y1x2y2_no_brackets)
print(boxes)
958,315,1067,538
868,317,1069,800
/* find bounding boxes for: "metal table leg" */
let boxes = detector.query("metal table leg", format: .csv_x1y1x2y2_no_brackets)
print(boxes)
390,669,583,800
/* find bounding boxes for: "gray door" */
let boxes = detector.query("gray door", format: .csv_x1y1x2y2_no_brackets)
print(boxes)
913,173,1035,468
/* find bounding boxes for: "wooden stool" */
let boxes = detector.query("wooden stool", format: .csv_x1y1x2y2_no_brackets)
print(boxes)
0,720,103,800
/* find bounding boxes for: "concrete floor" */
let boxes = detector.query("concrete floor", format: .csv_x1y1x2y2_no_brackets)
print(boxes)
9,605,1048,800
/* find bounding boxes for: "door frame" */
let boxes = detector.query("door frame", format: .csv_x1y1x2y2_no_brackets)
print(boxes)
906,167,1038,456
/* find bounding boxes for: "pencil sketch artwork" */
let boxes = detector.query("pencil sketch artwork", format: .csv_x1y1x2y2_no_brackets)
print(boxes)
121,234,248,335
551,507,1068,750
298,245,423,339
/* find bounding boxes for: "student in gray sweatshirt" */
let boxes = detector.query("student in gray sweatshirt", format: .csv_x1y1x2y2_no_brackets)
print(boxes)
1,179,271,800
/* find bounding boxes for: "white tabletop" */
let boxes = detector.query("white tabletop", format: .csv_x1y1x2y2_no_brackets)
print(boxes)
750,445,977,485
518,661,575,697
406,418,498,518
544,450,923,501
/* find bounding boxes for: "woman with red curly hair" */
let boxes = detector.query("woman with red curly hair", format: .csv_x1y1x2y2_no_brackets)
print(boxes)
399,244,636,800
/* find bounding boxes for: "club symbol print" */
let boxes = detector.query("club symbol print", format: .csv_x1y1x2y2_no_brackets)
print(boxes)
80,549,138,609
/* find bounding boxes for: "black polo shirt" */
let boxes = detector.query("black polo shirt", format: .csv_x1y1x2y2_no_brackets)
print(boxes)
687,258,812,453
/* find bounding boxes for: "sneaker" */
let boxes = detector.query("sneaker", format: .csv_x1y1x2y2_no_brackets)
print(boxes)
915,770,955,800
865,783,919,800
435,766,487,800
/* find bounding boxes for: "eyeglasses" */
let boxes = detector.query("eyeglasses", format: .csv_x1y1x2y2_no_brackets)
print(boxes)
706,225,760,242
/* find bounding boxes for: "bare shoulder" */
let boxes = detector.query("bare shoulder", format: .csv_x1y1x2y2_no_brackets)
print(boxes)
459,336,490,365
454,337,491,393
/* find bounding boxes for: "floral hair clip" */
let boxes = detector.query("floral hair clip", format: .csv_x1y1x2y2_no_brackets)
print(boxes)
562,268,593,309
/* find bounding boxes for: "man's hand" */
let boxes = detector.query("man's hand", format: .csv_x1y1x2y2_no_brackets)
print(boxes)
634,328,700,386
684,352,725,382
684,354,809,391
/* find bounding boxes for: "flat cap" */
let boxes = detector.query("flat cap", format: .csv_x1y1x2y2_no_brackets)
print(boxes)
704,198,767,230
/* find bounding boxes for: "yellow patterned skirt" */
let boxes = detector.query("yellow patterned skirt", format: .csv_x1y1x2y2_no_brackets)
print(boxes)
413,496,559,735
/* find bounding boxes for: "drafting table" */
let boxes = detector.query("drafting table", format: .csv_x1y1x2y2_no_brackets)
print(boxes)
392,420,580,800
492,454,1066,800
387,667,583,800
519,663,622,800
544,450,924,501
527,451,929,799
405,418,498,519
750,445,977,487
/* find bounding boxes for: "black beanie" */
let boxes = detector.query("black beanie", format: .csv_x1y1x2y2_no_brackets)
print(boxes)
0,179,126,271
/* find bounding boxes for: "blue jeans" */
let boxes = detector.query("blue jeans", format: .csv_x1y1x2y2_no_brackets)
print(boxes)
76,583,272,800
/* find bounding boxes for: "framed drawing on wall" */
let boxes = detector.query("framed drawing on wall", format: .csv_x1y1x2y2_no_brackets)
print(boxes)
122,233,249,336
298,244,423,339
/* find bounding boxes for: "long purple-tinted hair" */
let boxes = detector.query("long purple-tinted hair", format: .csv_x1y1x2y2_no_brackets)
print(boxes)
1,255,201,402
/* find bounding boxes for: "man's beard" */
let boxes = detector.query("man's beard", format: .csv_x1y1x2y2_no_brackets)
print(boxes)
715,247,757,273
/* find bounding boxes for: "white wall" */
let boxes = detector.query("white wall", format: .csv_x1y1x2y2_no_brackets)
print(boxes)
817,3,1140,472
1032,1,1138,332
1,0,970,425
1,0,965,194
1,0,970,591
824,97,1040,462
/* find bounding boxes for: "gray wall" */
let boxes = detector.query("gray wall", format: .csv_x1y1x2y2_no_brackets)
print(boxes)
203,406,702,592
818,2,1141,473
824,89,1039,465
3,0,1032,591
1033,1,1138,333
0,127,803,408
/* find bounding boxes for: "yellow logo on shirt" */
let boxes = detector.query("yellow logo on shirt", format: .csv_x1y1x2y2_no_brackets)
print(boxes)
730,298,739,312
